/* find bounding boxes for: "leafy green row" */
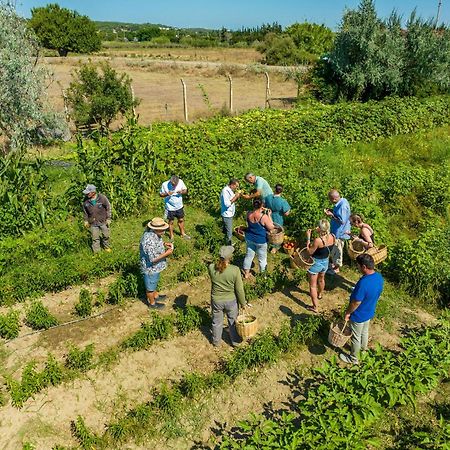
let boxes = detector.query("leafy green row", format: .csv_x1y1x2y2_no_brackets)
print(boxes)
219,316,450,449
3,305,210,407
66,315,325,449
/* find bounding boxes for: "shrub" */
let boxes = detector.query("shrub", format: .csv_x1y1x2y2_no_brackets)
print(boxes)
25,301,58,330
177,258,206,282
65,344,95,372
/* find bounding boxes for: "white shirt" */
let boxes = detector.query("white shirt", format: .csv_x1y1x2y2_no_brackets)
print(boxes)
160,179,187,212
220,185,235,218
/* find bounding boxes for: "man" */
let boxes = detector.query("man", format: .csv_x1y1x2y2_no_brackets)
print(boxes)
139,217,174,309
264,184,291,253
220,178,241,245
242,173,273,205
339,253,384,364
324,189,351,273
82,184,112,253
160,175,190,241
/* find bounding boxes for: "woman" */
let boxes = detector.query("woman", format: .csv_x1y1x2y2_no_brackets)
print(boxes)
208,245,247,347
348,214,375,249
305,219,336,313
139,217,174,309
243,198,275,279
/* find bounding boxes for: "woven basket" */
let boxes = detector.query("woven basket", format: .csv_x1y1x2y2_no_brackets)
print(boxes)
283,243,297,255
236,314,258,339
290,247,314,270
347,239,365,260
268,225,284,245
366,245,388,265
328,321,351,348
234,226,245,242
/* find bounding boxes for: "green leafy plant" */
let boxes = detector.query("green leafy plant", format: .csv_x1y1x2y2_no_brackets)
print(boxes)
74,288,93,318
25,301,58,330
71,415,100,450
65,344,95,372
0,309,20,339
177,258,206,282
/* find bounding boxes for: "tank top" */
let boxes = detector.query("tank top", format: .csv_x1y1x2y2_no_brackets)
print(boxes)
312,235,335,259
246,212,268,244
359,225,375,244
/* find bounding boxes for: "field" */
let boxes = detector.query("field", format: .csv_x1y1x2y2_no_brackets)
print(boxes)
44,47,298,124
1,46,450,448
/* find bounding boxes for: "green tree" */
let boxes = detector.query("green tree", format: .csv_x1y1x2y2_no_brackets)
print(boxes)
0,3,68,152
258,33,302,65
66,61,139,131
29,3,101,57
136,25,161,42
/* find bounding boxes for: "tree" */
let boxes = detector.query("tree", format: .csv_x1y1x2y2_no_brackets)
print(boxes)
136,25,161,42
0,3,68,152
66,61,139,131
258,33,302,65
29,3,101,56
285,22,334,60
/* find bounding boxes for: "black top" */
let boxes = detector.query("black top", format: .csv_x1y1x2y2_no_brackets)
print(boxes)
359,225,375,244
312,235,335,259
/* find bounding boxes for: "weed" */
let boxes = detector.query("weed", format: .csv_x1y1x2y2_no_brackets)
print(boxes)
0,309,20,339
177,258,206,282
174,305,210,335
71,416,100,450
65,344,94,372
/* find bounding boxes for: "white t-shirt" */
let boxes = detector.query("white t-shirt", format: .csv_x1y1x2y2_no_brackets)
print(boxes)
220,185,235,218
160,179,187,211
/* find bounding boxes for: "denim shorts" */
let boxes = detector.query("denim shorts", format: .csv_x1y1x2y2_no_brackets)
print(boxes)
307,257,329,275
143,271,161,291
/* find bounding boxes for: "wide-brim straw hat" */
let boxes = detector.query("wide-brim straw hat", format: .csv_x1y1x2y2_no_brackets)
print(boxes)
147,217,169,231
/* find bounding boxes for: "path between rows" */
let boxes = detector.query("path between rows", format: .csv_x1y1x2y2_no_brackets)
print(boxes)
0,270,436,449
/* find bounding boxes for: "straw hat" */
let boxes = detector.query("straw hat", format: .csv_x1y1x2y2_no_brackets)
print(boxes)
147,217,169,231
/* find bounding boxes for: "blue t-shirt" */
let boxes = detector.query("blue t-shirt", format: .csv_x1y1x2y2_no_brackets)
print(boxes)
330,198,351,239
264,195,290,226
350,272,384,323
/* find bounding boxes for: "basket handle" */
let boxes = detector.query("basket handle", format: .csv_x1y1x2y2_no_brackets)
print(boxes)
341,320,348,333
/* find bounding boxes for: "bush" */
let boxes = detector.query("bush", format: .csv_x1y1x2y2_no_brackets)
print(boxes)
74,289,93,318
66,61,139,131
25,301,58,330
0,309,20,339
65,344,95,372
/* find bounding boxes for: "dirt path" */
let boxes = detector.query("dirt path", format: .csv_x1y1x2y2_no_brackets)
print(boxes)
0,268,436,449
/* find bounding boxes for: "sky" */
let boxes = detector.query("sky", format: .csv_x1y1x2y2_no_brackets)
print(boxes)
15,0,449,30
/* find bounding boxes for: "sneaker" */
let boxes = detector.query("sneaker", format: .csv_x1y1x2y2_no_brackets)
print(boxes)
156,294,168,302
149,302,165,309
182,234,191,240
339,353,358,365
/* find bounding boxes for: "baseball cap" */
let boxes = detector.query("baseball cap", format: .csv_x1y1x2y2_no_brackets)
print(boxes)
83,184,97,195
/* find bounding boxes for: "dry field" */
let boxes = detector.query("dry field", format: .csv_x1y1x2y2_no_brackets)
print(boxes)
43,47,298,125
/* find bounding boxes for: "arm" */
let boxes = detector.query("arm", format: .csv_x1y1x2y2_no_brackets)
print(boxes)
262,212,275,231
360,227,374,249
242,190,261,200
152,247,173,263
334,203,351,225
345,300,361,321
306,237,321,256
234,269,246,307
83,203,89,223
103,195,112,220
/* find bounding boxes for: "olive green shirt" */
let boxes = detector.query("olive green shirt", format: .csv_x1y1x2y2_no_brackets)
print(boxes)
208,263,246,307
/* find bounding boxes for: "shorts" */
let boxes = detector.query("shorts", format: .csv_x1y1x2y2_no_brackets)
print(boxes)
143,271,161,292
166,207,185,221
307,257,329,275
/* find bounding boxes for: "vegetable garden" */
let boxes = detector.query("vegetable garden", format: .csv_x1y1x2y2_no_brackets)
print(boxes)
0,94,449,449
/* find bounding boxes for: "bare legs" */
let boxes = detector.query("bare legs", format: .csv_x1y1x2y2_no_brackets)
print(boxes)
308,272,325,312
168,219,187,240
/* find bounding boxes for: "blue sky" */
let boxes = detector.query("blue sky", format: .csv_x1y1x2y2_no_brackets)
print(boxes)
16,0,449,30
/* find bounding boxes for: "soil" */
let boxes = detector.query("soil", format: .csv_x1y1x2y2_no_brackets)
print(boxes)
0,265,437,449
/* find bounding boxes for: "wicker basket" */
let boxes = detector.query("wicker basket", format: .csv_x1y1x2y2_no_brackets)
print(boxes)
347,239,365,260
366,245,388,265
290,247,314,270
236,314,258,339
283,243,297,256
268,225,284,245
234,226,245,241
328,321,352,348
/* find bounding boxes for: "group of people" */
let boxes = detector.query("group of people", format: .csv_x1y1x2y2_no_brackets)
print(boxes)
81,173,382,365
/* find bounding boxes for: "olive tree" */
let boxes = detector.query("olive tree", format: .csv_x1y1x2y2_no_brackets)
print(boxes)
0,3,68,153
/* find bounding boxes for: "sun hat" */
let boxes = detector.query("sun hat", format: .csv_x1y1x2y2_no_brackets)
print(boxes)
147,217,169,231
219,245,235,260
83,184,97,195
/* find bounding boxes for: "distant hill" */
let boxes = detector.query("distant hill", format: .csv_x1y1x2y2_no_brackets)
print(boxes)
95,21,215,33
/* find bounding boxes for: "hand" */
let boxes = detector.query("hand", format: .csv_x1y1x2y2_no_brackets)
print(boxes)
324,208,333,217
164,242,174,249
306,229,312,238
166,246,174,255
106,219,112,227
241,194,250,200
84,221,90,229
344,313,351,322
168,190,174,196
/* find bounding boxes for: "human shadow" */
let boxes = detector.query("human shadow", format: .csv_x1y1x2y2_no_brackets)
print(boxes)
325,272,355,294
282,285,311,311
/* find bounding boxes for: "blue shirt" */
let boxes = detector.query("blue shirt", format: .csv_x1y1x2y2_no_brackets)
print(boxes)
255,176,273,202
330,198,351,239
350,272,384,323
160,179,187,212
139,231,167,274
264,195,290,226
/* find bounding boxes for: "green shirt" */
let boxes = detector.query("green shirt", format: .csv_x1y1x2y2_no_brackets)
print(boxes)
255,176,273,202
264,194,291,226
208,263,246,307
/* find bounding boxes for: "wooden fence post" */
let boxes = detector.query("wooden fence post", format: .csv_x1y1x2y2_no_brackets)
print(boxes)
181,78,188,122
264,72,271,108
227,74,233,113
